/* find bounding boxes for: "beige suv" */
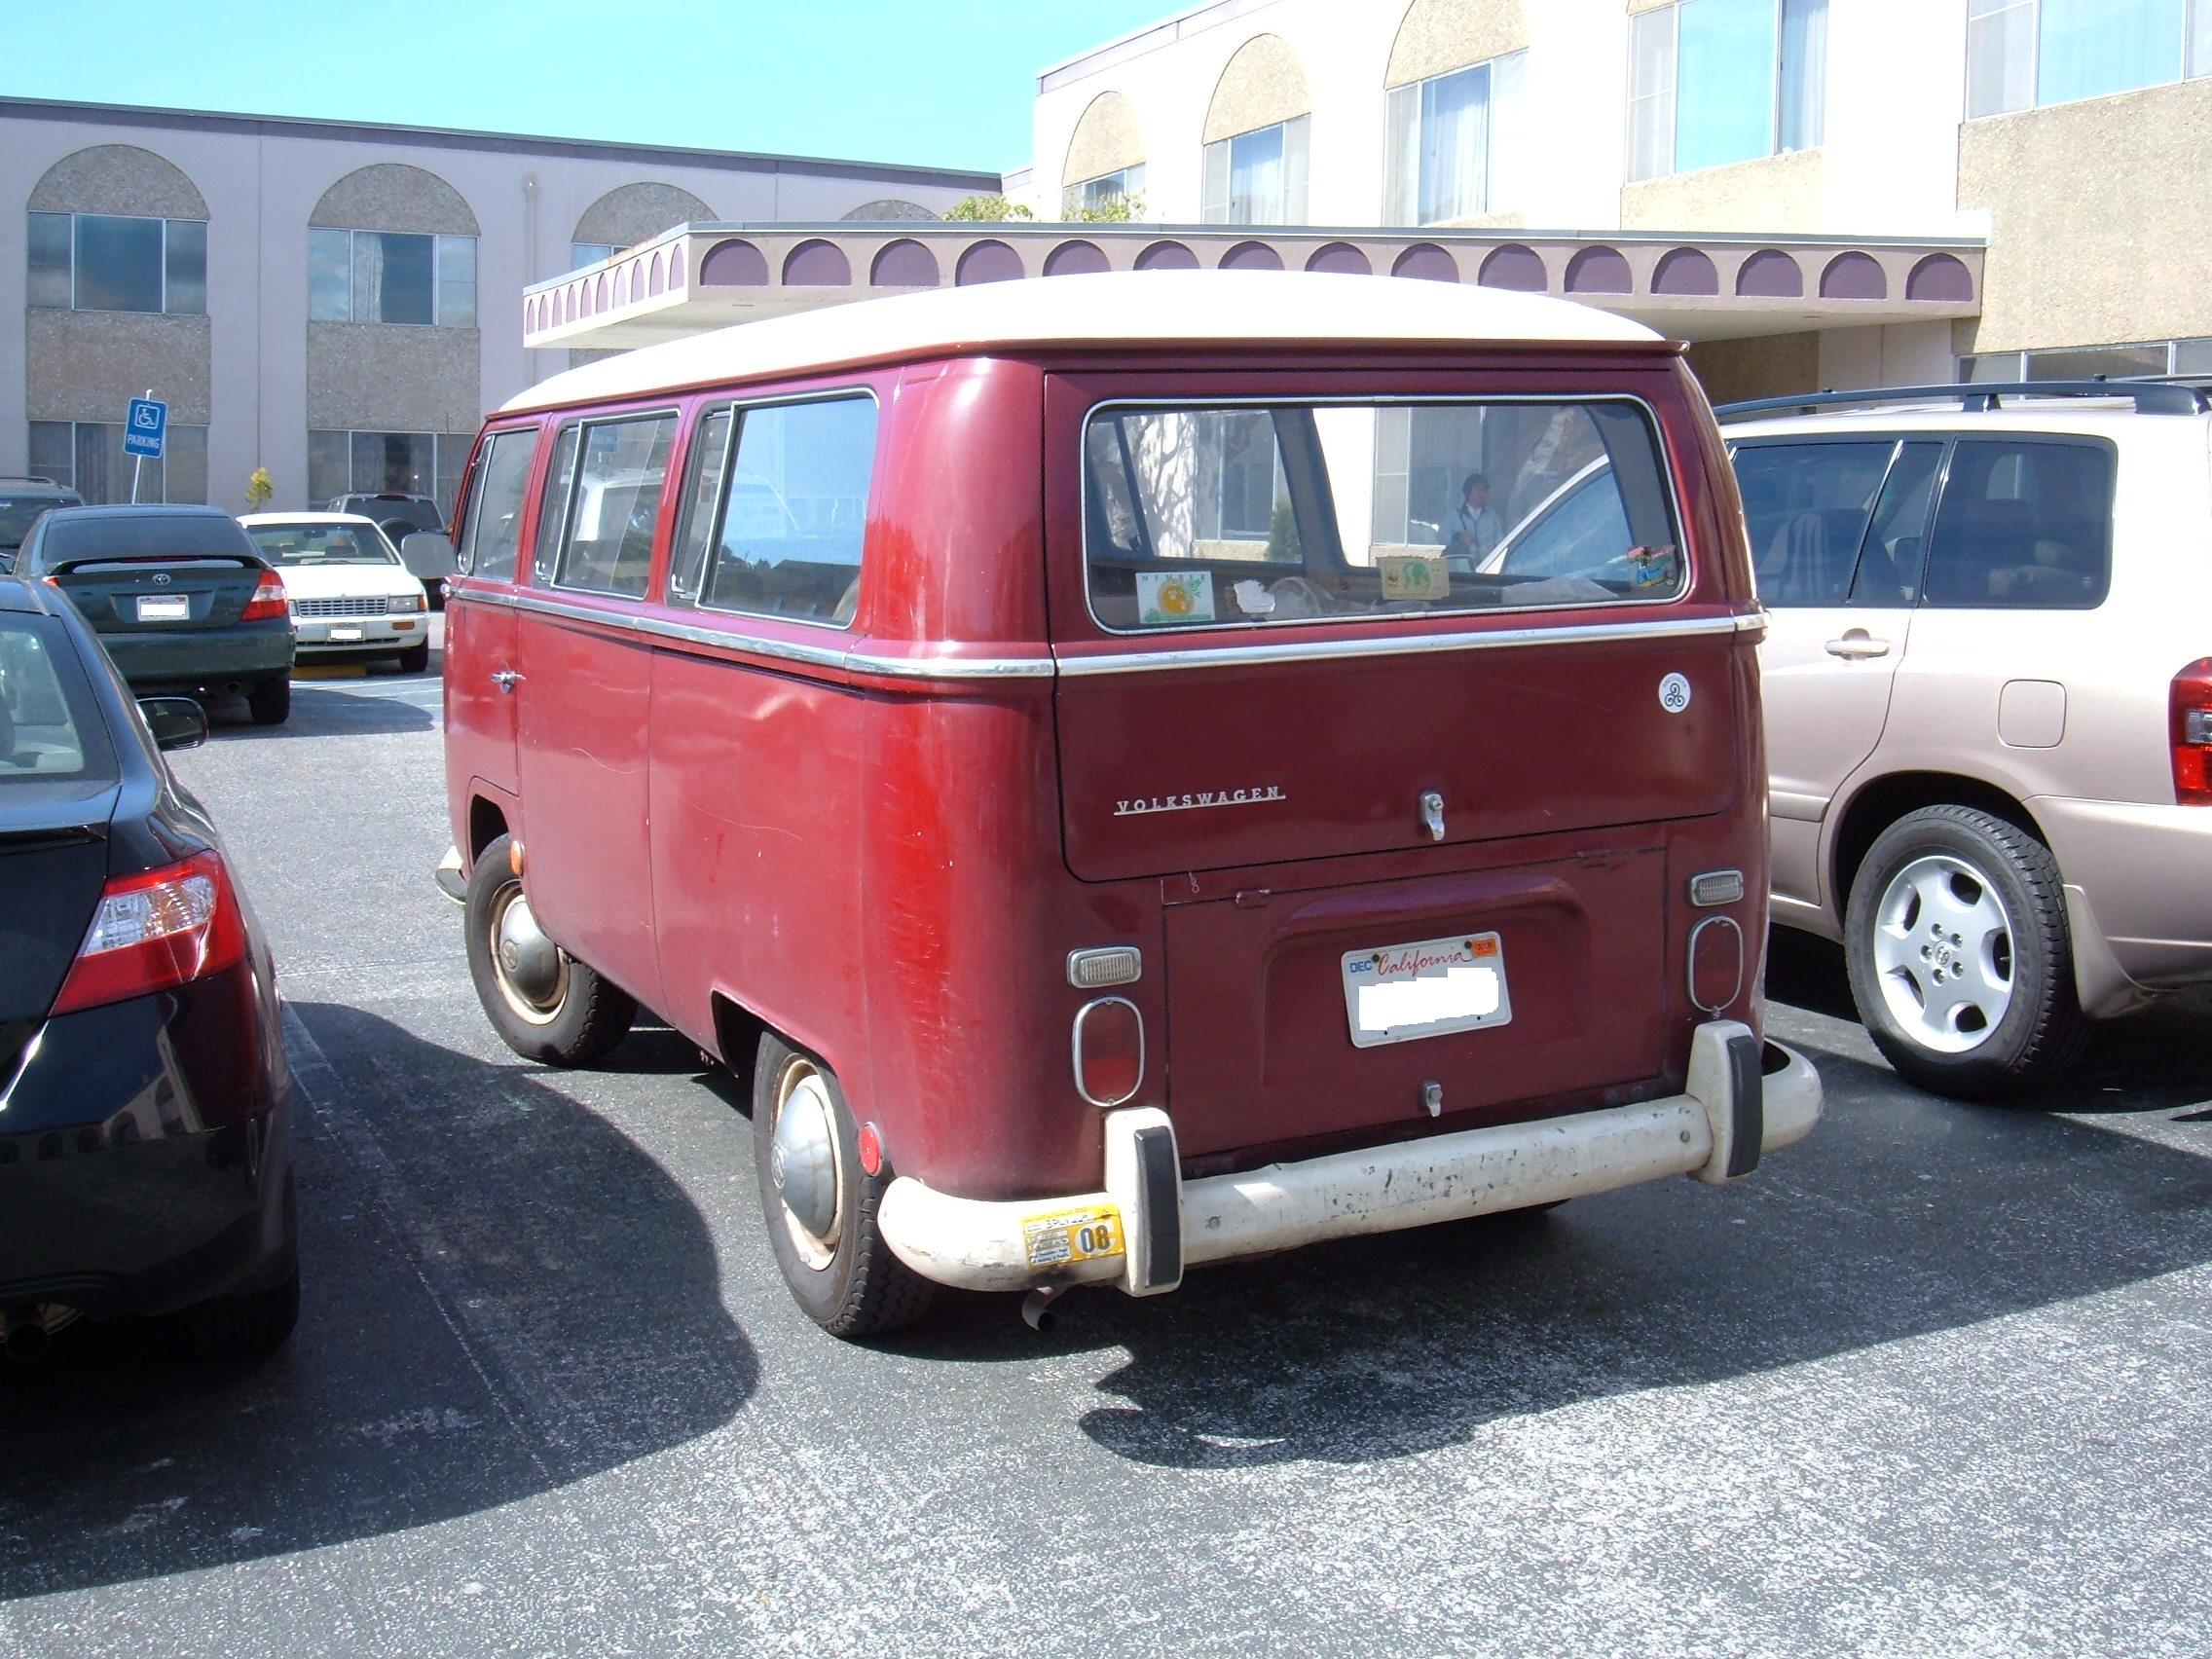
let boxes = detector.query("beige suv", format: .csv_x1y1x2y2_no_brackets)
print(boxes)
1716,380,2212,1099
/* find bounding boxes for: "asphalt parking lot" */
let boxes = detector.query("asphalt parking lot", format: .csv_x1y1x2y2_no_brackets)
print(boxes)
3,639,2210,1656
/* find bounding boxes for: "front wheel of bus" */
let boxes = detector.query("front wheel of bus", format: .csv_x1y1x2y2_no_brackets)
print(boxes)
464,833,635,1066
752,1034,934,1338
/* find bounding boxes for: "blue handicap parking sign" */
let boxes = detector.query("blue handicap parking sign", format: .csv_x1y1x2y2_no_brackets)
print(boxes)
124,397,167,460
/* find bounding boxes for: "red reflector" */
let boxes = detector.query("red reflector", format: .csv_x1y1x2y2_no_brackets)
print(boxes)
51,851,248,1015
2171,658,2212,804
241,571,289,622
856,1122,885,1177
1073,996,1143,1108
1688,916,1746,1014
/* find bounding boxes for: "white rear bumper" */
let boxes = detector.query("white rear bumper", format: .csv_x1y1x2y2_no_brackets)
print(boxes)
878,1021,1822,1296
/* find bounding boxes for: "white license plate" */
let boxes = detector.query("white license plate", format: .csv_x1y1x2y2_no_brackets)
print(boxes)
329,626,364,642
1342,932,1511,1049
135,595,190,621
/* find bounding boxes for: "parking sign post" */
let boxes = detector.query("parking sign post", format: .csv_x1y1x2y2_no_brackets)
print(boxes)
124,390,166,503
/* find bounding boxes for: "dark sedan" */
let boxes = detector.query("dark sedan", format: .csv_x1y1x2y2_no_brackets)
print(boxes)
0,574,298,1361
13,504,295,725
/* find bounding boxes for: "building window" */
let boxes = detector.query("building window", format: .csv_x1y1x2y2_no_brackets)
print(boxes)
26,212,207,315
28,420,208,505
1061,166,1146,217
1962,337,2212,381
308,229,477,327
1627,0,1827,181
308,429,471,515
571,241,619,269
1968,0,2211,117
1385,53,1529,224
1200,116,1309,225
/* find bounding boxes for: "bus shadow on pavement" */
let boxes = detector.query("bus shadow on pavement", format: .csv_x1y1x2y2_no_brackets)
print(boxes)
0,1002,756,1600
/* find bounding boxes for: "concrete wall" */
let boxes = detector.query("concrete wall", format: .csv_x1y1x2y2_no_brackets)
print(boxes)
1957,77,2212,354
2,103,989,512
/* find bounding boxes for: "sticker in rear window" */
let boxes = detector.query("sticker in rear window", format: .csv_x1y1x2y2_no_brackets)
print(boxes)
1137,570,1214,626
1379,554,1449,603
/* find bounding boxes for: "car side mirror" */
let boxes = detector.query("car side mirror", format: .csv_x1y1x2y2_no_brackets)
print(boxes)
398,531,459,580
138,696,208,752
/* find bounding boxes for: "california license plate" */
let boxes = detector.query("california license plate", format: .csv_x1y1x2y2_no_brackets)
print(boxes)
135,595,189,621
330,626,363,642
1342,932,1512,1048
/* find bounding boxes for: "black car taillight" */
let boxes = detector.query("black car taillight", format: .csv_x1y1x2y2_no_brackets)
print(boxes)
51,851,247,1015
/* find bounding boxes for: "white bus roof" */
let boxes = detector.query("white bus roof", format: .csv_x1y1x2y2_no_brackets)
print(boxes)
498,269,1668,415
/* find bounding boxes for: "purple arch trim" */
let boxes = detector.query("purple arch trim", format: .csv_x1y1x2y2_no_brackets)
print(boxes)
1392,243,1458,282
1305,241,1371,276
646,252,666,296
697,239,763,287
1134,240,1198,271
1565,246,1633,294
870,239,940,286
1477,244,1546,292
956,240,1023,284
1652,247,1719,296
594,273,609,313
1220,240,1284,272
578,282,593,319
1820,251,1887,300
1906,252,1973,303
1734,248,1803,298
673,245,686,290
561,287,574,324
782,240,850,286
1044,239,1110,276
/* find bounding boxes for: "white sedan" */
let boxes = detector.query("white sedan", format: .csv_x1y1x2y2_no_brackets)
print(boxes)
239,512,432,673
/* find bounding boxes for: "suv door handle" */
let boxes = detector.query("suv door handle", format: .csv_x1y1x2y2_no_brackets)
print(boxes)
491,668,522,692
1824,632,1891,660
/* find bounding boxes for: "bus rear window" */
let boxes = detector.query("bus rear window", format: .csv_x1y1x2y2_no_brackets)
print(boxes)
1082,399,1681,632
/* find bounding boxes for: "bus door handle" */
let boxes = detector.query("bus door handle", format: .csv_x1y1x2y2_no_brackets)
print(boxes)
491,668,522,693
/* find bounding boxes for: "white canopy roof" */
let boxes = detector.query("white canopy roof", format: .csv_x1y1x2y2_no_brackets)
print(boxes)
500,268,1666,415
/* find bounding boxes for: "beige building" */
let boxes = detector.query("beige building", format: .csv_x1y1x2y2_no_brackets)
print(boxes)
2,97,992,512
1010,0,2212,400
525,0,2207,409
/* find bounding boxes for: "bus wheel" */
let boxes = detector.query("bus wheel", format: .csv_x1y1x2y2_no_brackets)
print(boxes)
752,1033,934,1337
464,833,634,1065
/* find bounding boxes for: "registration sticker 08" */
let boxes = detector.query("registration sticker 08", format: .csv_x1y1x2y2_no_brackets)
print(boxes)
1021,1205,1122,1269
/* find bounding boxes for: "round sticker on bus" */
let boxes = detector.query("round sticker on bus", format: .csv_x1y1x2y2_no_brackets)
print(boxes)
1658,673,1692,714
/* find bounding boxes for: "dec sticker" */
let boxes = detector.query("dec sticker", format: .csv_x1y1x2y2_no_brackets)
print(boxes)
1378,554,1449,602
1137,571,1215,625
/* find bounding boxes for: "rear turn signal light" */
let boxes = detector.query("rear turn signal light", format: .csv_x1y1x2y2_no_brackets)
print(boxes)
2171,659,2212,804
1073,996,1144,1108
51,851,248,1015
240,571,289,622
1688,915,1746,1014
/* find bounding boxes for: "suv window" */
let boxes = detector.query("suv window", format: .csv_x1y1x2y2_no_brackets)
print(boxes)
546,415,676,599
1923,437,2115,609
1734,441,1894,608
458,429,535,581
1083,399,1680,632
682,395,877,628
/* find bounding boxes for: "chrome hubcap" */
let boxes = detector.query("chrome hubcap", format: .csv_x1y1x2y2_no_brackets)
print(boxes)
771,1062,843,1271
490,886,568,1024
1871,854,2015,1054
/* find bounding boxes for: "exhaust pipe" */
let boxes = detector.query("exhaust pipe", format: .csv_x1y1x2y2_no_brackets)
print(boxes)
4,1308,51,1365
1020,1280,1071,1333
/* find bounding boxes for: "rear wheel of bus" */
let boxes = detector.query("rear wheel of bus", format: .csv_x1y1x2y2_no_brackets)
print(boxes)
752,1033,934,1337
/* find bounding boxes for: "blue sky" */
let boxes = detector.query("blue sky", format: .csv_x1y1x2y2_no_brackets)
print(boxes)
0,1,1176,174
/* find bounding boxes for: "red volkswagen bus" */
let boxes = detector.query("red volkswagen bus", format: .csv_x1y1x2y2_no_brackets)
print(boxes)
441,270,1821,1337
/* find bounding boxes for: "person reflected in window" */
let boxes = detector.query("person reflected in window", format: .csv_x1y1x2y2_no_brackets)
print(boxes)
1448,472,1503,561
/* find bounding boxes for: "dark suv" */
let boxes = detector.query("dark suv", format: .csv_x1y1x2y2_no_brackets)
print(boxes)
0,475,83,571
12,505,296,724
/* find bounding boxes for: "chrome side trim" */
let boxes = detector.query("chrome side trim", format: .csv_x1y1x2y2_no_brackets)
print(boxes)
453,584,1762,681
1054,611,1762,676
488,585,1057,681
